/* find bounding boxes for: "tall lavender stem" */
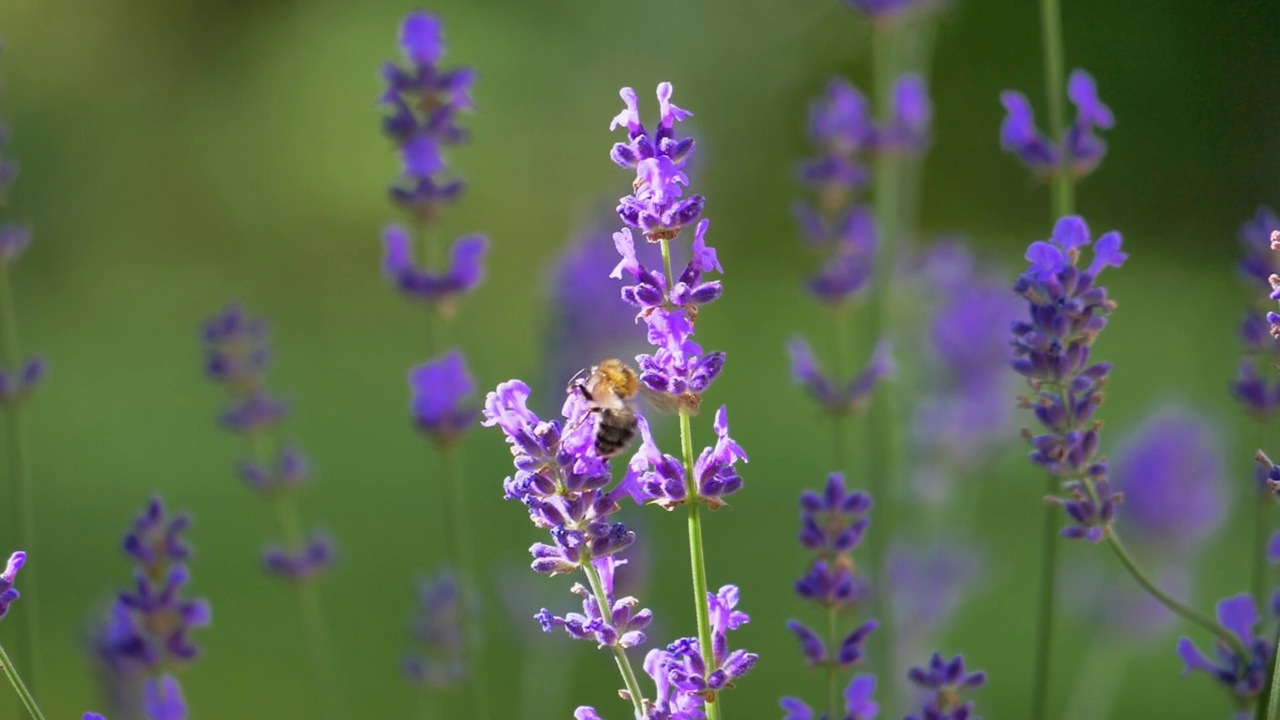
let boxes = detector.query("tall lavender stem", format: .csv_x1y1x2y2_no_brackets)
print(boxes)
580,562,648,718
1030,1,1071,713
659,236,722,720
867,18,902,693
0,641,43,720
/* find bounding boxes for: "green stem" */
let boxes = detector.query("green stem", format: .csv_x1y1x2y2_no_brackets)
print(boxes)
1265,622,1280,720
0,641,44,720
582,561,648,719
1039,0,1074,218
830,308,851,475
249,433,343,720
1105,531,1251,660
680,410,722,720
1254,487,1271,608
867,19,902,696
1029,477,1059,720
438,445,485,720
0,265,37,693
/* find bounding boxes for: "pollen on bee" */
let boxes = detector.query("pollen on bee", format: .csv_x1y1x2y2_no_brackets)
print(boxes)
597,359,640,399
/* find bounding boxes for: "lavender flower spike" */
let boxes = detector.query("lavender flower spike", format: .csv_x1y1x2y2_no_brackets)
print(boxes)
106,496,211,670
1012,215,1127,541
1177,594,1269,707
905,652,987,720
0,550,25,621
404,572,468,688
144,675,188,720
611,83,704,242
1000,69,1114,180
409,349,478,445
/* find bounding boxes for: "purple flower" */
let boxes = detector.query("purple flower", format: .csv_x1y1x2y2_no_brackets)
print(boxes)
404,572,468,688
84,714,108,720
1233,351,1280,420
382,226,488,310
914,242,1020,471
889,542,981,659
536,555,653,649
789,337,894,415
546,218,654,395
905,652,987,720
0,355,45,406
807,207,877,304
409,350,477,444
237,444,309,495
611,83,703,242
1238,206,1280,284
781,674,880,720
1110,408,1226,553
1177,594,1269,705
262,532,336,583
106,497,211,671
0,550,25,622
1000,69,1114,179
872,74,931,154
0,222,30,265
200,304,337,583
788,473,877,670
634,406,746,510
143,676,187,720
800,80,873,204
1012,216,1126,540
380,11,475,223
648,587,758,705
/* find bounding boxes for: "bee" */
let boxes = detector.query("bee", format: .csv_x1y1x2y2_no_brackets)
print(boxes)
568,358,641,459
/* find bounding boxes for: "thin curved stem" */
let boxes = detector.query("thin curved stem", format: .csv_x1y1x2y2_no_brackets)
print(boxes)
1106,531,1250,660
0,641,44,720
1265,622,1280,720
1029,478,1060,720
582,561,648,719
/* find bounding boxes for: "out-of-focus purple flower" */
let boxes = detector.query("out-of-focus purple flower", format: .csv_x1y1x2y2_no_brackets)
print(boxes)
1011,216,1126,540
0,355,42,407
634,406,746,510
807,207,877,305
238,444,309,495
872,74,931,154
789,337,894,415
800,80,873,210
843,0,950,21
0,550,25,622
263,532,336,583
1238,207,1280,284
409,350,477,444
781,675,880,720
545,218,654,396
143,675,187,720
788,473,877,669
201,304,336,583
1177,594,1269,706
1233,353,1280,420
84,714,108,720
88,603,145,720
0,223,30,265
382,226,488,311
1110,408,1226,553
905,652,986,720
106,497,211,671
914,241,1020,472
404,572,469,688
380,10,475,223
1000,69,1114,179
610,83,703,242
889,542,981,660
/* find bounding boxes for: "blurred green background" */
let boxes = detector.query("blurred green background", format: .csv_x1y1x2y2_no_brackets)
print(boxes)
0,0,1278,717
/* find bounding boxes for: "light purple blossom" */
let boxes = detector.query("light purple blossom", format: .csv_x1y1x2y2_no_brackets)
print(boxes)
781,675,879,720
789,337,894,415
1000,69,1114,179
409,350,477,443
1177,594,1269,705
0,550,25,622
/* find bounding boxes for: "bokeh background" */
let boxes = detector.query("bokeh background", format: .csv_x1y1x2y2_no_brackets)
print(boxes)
1,0,1279,717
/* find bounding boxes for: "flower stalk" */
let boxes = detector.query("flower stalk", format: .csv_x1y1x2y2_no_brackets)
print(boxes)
0,641,43,720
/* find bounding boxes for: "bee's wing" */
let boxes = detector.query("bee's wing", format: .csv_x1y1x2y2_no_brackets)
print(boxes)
636,385,684,416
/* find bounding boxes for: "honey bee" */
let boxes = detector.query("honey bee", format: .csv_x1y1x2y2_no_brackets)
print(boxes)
568,358,641,459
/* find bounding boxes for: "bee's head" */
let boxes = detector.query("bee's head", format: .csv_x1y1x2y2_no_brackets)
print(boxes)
595,358,640,399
